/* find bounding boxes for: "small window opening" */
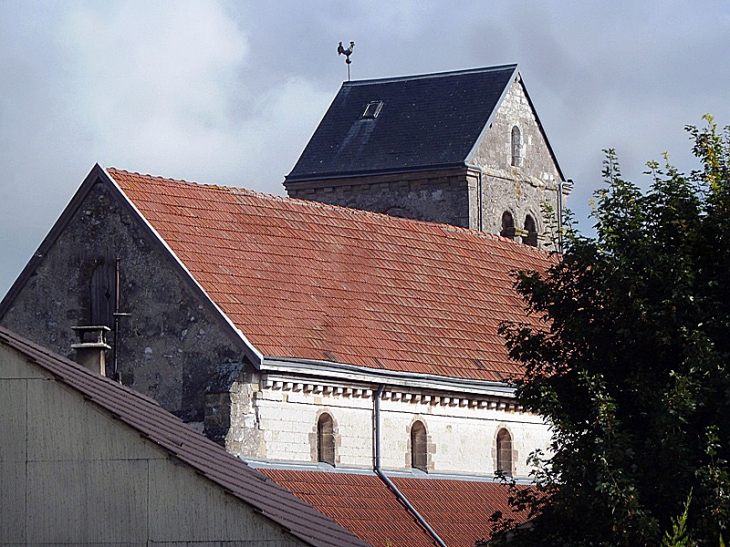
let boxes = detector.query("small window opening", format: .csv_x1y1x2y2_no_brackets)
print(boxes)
511,126,523,167
496,428,513,476
411,421,428,472
363,101,384,119
523,215,538,247
500,211,516,239
317,413,335,465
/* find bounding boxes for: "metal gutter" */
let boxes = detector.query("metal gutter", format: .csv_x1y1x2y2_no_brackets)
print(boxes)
261,356,515,397
285,162,467,184
373,385,449,547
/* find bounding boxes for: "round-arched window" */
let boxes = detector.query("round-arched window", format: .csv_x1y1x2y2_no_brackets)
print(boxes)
317,413,335,465
496,428,513,476
411,421,428,472
511,126,523,167
523,215,538,247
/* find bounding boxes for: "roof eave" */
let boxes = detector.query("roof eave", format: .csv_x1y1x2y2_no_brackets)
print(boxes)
261,356,516,397
464,64,520,164
284,162,468,185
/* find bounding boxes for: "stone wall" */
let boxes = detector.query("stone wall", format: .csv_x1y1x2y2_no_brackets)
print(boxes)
234,379,551,478
471,78,564,245
0,178,250,424
285,77,567,247
286,169,472,228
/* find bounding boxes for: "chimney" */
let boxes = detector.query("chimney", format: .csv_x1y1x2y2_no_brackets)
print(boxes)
71,325,111,375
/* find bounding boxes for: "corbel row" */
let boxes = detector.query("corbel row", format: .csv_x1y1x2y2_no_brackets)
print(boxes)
260,376,522,413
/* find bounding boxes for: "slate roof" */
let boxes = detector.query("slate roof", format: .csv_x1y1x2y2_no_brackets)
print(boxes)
106,168,551,383
262,469,526,547
0,326,371,547
286,65,518,182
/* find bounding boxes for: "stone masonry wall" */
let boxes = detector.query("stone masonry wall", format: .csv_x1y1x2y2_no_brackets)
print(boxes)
236,381,551,478
471,78,564,244
0,178,250,424
286,171,472,228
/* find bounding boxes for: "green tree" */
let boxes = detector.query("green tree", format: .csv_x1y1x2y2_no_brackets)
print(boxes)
486,117,730,547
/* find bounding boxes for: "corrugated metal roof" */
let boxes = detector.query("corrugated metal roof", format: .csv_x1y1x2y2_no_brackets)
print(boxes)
286,65,517,181
107,168,551,383
262,469,527,547
0,326,372,547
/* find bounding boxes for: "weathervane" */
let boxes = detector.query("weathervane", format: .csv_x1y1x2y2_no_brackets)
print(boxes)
337,41,355,81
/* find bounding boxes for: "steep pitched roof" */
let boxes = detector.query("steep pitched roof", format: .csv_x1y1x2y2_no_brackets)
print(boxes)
106,168,551,383
262,469,526,547
286,65,518,182
0,326,371,547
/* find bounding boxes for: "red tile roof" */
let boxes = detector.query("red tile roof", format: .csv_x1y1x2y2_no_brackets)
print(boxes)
107,168,551,382
261,469,527,547
391,477,526,547
0,326,371,547
260,470,436,547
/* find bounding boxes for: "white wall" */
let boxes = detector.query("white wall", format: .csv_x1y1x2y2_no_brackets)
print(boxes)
230,379,551,478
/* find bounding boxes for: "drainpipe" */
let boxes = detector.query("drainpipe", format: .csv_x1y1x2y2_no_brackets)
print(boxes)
373,385,449,547
557,178,563,252
466,164,483,232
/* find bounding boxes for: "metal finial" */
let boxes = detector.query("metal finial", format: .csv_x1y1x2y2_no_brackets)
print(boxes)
337,40,355,81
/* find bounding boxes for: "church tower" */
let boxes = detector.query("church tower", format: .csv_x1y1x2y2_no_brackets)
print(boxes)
284,65,569,248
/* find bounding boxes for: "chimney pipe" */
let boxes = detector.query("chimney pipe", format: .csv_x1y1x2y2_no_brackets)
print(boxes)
71,325,111,375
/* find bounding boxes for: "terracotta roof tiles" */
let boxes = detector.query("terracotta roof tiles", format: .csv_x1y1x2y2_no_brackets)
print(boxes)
107,168,551,382
262,469,528,547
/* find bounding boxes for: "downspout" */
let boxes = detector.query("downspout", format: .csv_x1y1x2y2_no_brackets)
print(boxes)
373,385,449,547
557,178,563,252
466,164,483,232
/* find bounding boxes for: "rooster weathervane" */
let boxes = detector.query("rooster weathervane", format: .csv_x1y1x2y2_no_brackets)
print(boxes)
337,41,355,81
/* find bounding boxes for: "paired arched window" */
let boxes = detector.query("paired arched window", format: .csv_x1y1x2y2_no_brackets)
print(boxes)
317,413,335,466
500,211,515,239
411,421,428,472
511,126,523,167
496,428,513,476
523,215,538,247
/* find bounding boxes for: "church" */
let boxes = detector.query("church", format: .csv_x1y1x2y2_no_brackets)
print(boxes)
0,64,569,546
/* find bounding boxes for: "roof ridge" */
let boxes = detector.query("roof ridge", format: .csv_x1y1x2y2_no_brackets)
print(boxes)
344,64,518,87
107,167,552,256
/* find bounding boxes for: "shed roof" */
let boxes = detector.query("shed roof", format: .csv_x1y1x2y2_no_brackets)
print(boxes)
106,168,551,383
286,65,518,182
0,326,371,547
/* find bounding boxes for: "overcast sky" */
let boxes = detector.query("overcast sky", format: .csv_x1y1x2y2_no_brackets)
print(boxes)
1,0,729,297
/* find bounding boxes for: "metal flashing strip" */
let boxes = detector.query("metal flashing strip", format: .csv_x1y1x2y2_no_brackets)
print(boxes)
101,167,264,369
261,356,516,397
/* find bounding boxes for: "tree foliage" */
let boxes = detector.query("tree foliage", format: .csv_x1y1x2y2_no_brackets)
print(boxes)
487,117,730,546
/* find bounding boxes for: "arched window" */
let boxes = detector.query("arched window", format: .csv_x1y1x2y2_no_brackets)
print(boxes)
496,428,513,476
500,211,516,239
411,421,428,472
317,413,335,465
511,126,522,167
523,215,538,247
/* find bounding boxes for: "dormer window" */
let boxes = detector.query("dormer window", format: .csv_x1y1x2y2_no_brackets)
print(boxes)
511,126,523,167
362,101,384,119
